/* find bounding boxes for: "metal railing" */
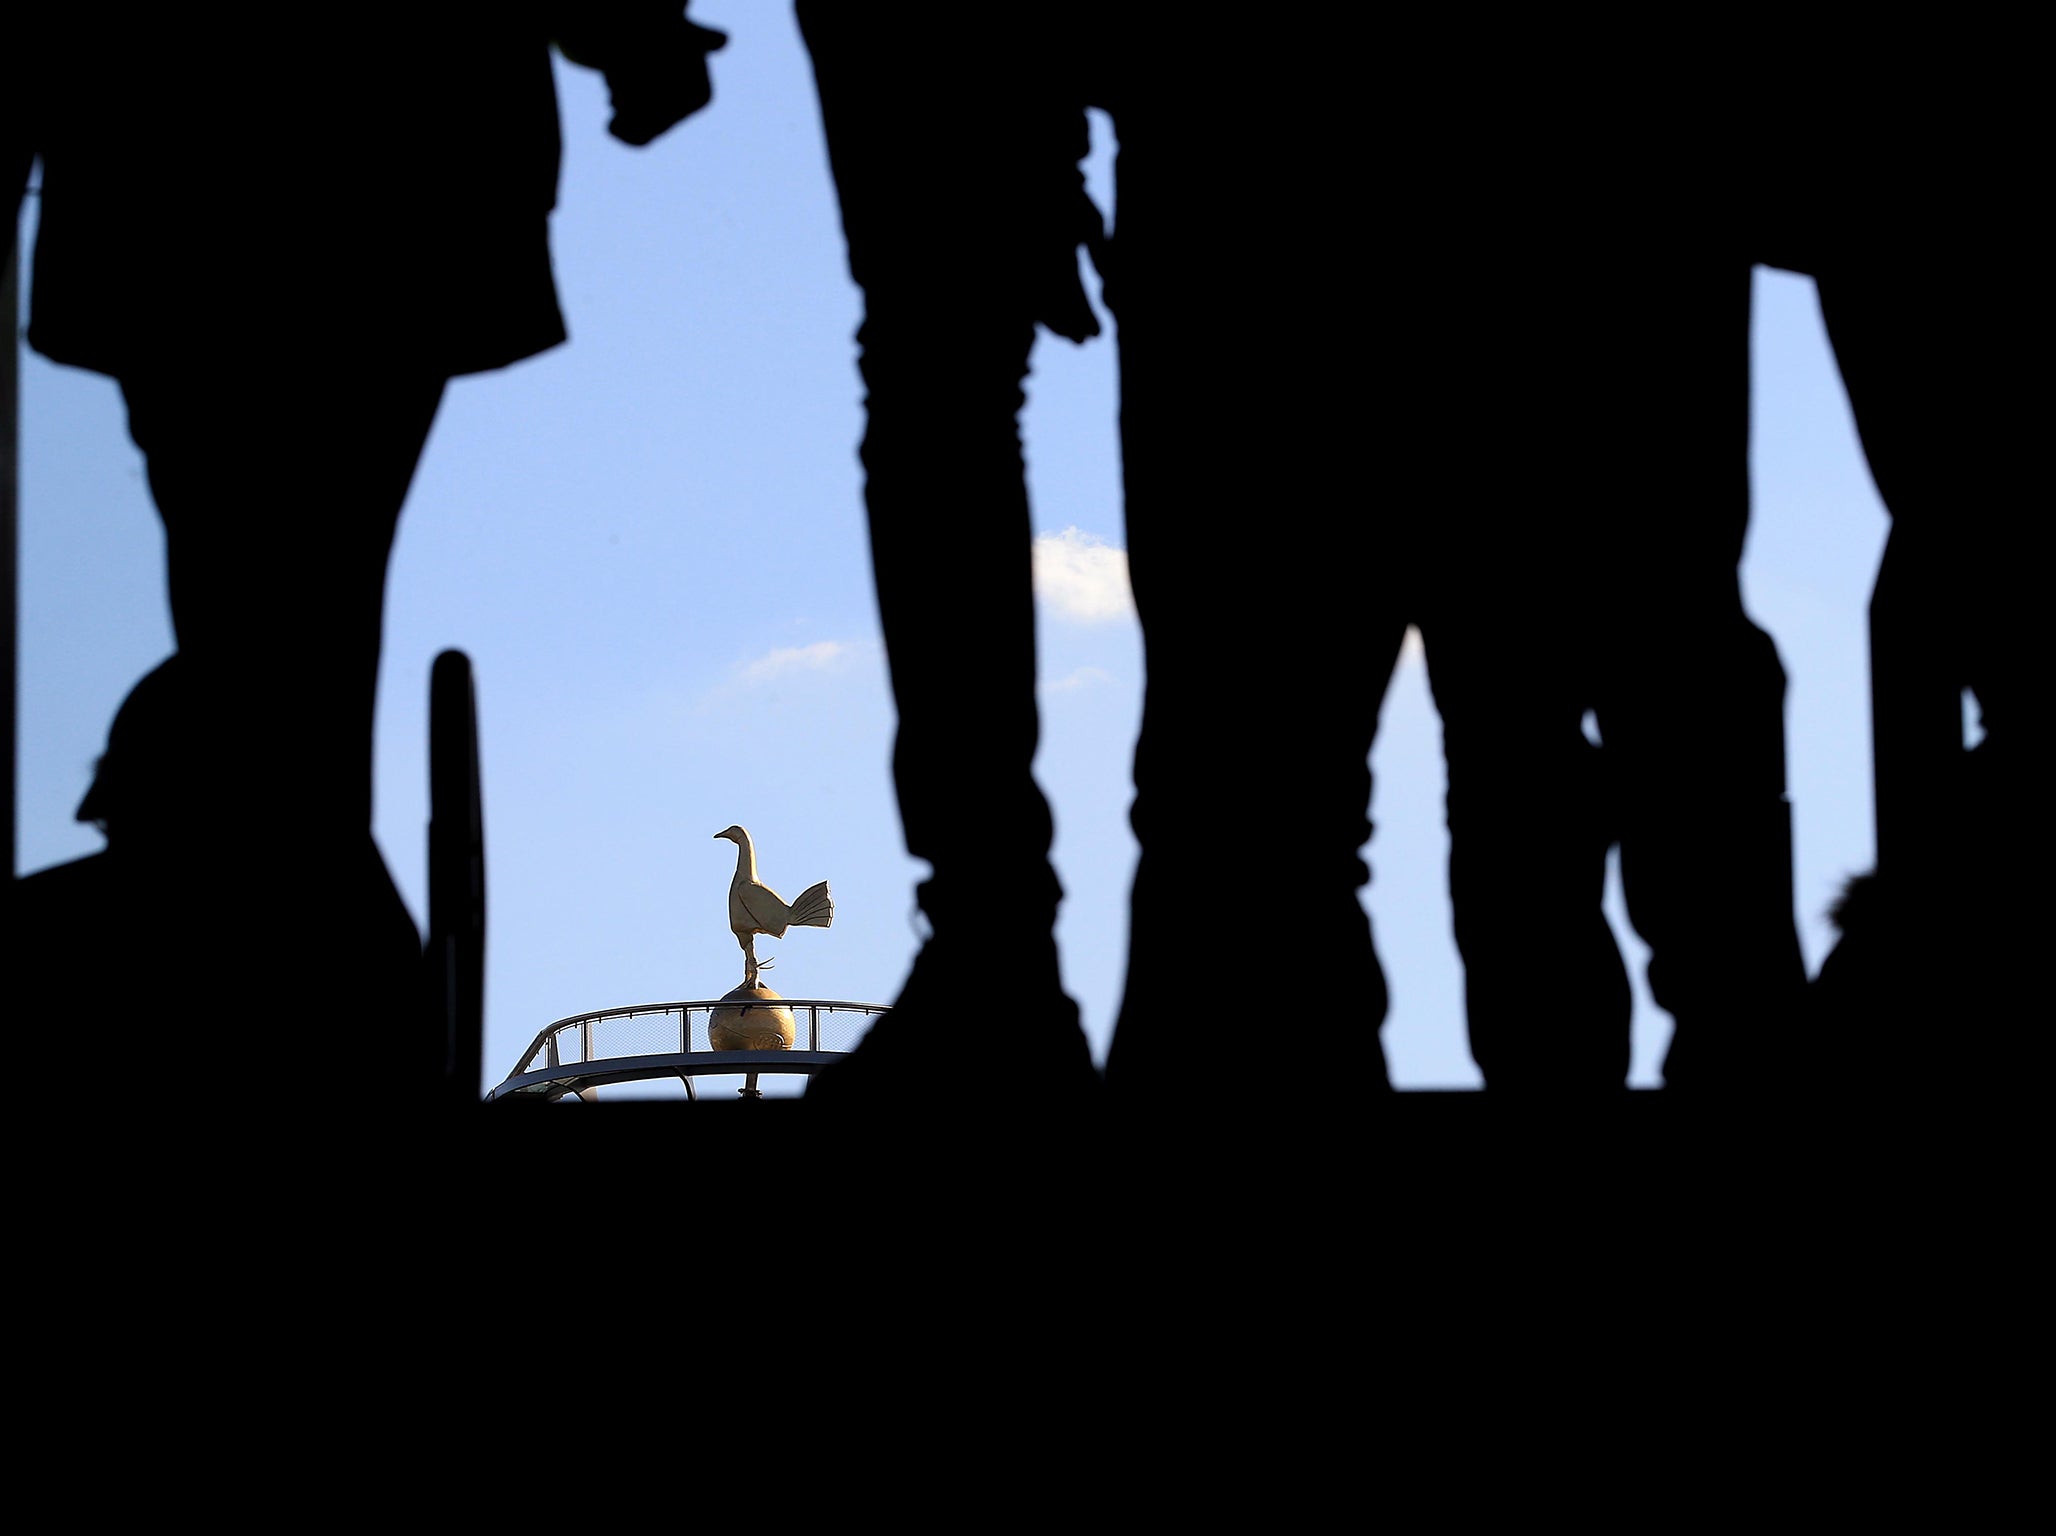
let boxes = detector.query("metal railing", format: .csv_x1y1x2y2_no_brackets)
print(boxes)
485,998,889,1102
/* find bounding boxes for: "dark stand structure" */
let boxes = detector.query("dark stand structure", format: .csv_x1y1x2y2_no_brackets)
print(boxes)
428,649,487,1106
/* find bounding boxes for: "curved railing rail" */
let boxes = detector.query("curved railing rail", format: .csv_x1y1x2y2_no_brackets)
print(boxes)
486,998,889,1102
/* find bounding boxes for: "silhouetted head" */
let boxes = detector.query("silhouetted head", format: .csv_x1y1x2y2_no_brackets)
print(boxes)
714,825,746,844
76,656,187,843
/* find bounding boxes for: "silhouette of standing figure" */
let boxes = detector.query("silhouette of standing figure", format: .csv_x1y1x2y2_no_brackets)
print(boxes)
1092,19,1637,1107
796,6,1104,1109
1551,63,1811,1095
8,8,724,1088
799,11,1637,1111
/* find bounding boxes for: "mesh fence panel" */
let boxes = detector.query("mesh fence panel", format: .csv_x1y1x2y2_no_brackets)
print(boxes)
592,1010,683,1060
814,1007,881,1054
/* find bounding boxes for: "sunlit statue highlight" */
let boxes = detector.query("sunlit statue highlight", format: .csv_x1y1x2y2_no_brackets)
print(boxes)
713,824,833,988
709,980,799,1100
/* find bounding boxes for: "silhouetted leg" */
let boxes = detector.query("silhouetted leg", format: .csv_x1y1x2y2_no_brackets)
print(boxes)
1866,525,1964,888
797,8,1096,1106
1422,583,1630,1092
1412,293,1633,1090
1589,259,1807,1091
1816,256,2035,1060
1819,261,2031,861
846,302,1092,1058
104,356,444,1074
1098,70,1394,1107
1108,590,1397,1106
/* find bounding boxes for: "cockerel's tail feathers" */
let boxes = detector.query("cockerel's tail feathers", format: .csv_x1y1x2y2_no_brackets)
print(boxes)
789,880,834,928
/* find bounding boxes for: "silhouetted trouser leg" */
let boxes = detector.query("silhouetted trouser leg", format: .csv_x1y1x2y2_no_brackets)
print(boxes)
1387,255,1634,1091
1418,569,1631,1092
1816,253,2035,1050
1096,70,1396,1106
1588,257,1807,1089
798,7,1096,1102
110,354,443,1063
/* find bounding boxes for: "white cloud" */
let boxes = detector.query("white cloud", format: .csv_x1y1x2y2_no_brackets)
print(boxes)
737,640,849,687
1041,665,1115,695
1033,528,1134,623
694,638,879,715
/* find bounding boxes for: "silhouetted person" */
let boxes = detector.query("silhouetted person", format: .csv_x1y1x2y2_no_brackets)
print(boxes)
1373,44,1809,1093
800,12,1643,1111
8,9,725,1094
1089,20,1642,1106
795,7,1104,1111
1576,222,1810,1089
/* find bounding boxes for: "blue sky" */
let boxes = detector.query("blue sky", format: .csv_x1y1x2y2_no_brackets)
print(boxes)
13,13,1896,1097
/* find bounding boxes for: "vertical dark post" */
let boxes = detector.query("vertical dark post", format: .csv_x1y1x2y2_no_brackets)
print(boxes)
7,126,31,883
429,648,486,1103
4,240,18,878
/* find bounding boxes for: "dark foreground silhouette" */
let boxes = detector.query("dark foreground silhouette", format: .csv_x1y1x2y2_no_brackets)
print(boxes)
801,13,1809,1114
7,9,724,1101
7,11,2033,1114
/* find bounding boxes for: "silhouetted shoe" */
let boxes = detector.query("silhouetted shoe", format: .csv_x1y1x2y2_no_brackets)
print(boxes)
1660,990,1810,1097
1810,872,1897,1064
806,933,1101,1113
1109,885,1393,1107
1809,868,2005,1101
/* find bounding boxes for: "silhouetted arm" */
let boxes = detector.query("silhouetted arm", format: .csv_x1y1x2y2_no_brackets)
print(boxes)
554,4,729,146
1030,100,1104,345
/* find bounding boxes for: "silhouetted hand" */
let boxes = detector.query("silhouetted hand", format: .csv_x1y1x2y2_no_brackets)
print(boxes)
560,16,728,148
1036,184,1105,344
